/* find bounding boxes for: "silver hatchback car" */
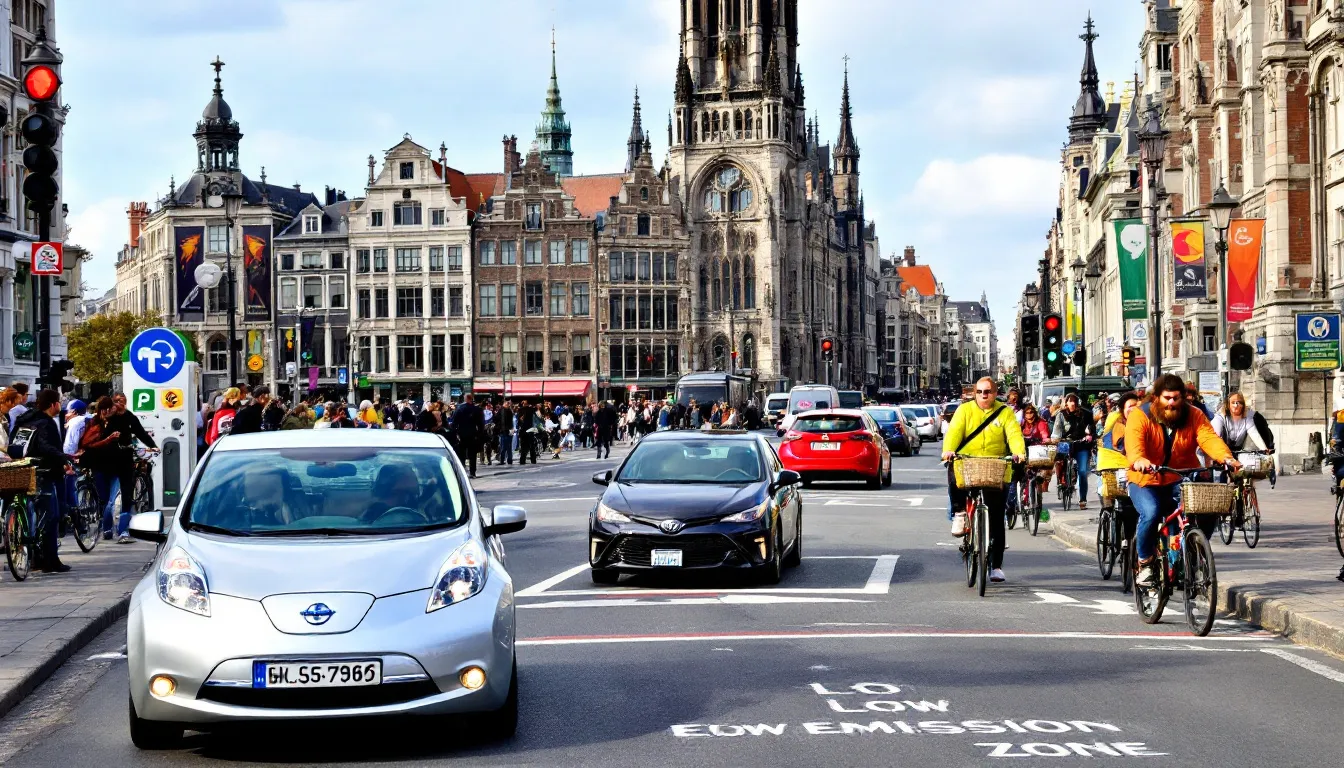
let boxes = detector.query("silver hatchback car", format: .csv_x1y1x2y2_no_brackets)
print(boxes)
124,429,526,749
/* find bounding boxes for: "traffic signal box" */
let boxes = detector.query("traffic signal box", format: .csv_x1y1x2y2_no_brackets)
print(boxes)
1020,315,1040,359
1043,314,1063,377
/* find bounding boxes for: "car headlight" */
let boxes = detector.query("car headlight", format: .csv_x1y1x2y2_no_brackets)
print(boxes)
721,499,771,523
428,539,488,612
157,546,210,617
596,502,631,524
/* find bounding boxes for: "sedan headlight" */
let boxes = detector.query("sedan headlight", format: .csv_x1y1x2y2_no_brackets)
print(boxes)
596,502,631,524
157,546,210,617
721,499,771,523
427,540,488,612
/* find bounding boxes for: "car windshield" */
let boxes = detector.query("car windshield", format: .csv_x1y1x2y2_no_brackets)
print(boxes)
793,415,864,433
617,440,763,484
865,408,898,424
838,392,864,409
182,447,466,536
766,396,789,411
789,391,831,413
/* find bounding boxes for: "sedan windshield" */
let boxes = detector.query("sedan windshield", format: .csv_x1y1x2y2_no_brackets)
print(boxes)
865,408,898,424
793,416,864,433
183,448,466,535
617,440,763,484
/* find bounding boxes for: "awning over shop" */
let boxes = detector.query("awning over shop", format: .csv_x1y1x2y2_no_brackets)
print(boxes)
472,378,592,398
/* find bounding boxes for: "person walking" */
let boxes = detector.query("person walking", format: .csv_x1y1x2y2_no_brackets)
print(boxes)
10,390,72,572
594,400,616,459
106,393,159,543
76,398,121,540
262,396,286,431
497,401,515,465
451,394,485,478
230,386,271,435
517,400,537,464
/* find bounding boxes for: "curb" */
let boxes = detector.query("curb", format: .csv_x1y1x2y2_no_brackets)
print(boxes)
1052,519,1344,660
0,593,131,720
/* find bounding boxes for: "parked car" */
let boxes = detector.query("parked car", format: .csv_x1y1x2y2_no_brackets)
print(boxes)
864,406,920,456
764,393,790,429
900,405,941,441
942,401,960,426
779,409,892,489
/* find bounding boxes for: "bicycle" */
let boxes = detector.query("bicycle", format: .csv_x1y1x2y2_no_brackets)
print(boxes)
1132,466,1232,637
1220,450,1269,549
1055,443,1078,511
948,454,1012,598
69,468,102,553
1329,452,1344,557
1096,469,1135,593
132,448,156,514
1005,475,1020,530
4,483,58,582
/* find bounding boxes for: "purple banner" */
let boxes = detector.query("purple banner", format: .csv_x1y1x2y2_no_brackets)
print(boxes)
174,226,204,317
308,366,319,390
241,224,273,321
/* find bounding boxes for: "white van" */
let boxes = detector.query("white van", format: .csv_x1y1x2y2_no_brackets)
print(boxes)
778,384,841,433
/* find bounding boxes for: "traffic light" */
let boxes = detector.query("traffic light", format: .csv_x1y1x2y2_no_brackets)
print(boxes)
1042,314,1063,377
1120,347,1136,366
42,359,73,392
1229,341,1254,371
20,29,62,217
1020,315,1040,358
821,337,834,361
1072,348,1087,368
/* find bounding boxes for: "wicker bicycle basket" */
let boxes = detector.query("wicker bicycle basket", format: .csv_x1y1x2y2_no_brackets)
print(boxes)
1100,469,1129,498
1180,482,1235,515
953,457,1011,490
1233,453,1272,481
0,459,37,495
1026,445,1057,469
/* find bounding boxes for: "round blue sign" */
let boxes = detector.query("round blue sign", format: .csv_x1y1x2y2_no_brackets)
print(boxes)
129,328,187,385
1061,340,1077,356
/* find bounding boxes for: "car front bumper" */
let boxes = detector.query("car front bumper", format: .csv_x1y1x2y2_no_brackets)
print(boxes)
589,522,777,572
127,570,515,724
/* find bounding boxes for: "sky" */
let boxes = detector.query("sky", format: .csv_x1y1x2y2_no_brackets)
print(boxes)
60,0,1146,337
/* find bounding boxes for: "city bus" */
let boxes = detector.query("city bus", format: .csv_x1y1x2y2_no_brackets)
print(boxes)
675,372,752,418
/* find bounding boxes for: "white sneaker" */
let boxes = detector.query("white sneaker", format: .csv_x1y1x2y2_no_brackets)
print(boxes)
950,513,967,537
117,535,133,544
990,568,1006,583
1136,562,1156,586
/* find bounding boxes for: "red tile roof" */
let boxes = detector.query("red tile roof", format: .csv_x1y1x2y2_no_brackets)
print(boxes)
896,265,938,297
561,174,624,218
463,173,506,211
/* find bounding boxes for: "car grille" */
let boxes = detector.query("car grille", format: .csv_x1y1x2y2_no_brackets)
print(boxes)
198,680,439,710
612,534,738,567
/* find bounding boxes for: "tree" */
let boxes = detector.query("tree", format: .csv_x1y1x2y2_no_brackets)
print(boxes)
66,311,162,384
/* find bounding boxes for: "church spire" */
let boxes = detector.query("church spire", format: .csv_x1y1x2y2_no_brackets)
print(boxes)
626,87,646,172
675,43,694,104
536,28,573,177
835,59,858,166
1068,14,1107,145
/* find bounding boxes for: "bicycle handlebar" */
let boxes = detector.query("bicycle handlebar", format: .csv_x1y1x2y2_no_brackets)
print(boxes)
1144,465,1224,477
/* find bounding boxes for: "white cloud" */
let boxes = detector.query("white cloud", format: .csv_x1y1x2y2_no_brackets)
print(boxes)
905,154,1058,217
65,197,130,293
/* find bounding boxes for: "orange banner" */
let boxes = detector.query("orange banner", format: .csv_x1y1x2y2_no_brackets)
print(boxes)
1226,218,1265,322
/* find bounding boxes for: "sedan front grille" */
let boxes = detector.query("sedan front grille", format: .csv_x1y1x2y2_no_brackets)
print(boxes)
198,680,439,710
612,534,739,567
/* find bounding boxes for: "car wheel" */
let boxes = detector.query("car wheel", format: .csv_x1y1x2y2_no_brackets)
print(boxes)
867,470,882,489
759,528,783,584
590,568,619,585
882,464,892,487
783,514,802,568
128,694,184,750
475,658,519,741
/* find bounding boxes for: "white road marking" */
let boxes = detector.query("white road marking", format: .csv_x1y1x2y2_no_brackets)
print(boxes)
519,594,871,609
516,563,590,597
517,555,900,598
484,496,597,504
1261,648,1344,683
863,555,901,593
823,498,890,507
1130,644,1261,653
1033,590,1135,615
86,651,127,661
517,630,1273,647
1033,591,1080,604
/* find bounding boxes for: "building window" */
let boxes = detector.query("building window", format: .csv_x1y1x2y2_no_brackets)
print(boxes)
479,285,497,316
357,289,371,318
480,241,496,265
396,287,423,317
549,240,565,264
526,203,541,230
393,202,422,226
640,187,649,202
744,256,756,309
329,276,346,308
430,286,445,316
399,161,415,180
525,334,544,373
550,282,566,315
609,293,623,331
501,241,517,265
1202,325,1217,353
550,335,567,373
359,337,372,372
1157,43,1173,72
375,336,390,372
375,288,389,318
653,292,665,330
525,282,544,316
370,210,384,227
357,249,371,273
610,252,625,283
304,214,321,234
639,252,652,281
397,335,423,372
449,334,465,371
280,277,298,310
525,240,542,265
572,334,591,373
395,247,421,272
573,239,589,264
430,334,446,372
500,284,517,316
479,336,497,373
637,214,651,236
208,338,227,371
572,282,589,316
667,253,678,281
449,286,464,316
639,294,652,330
431,209,445,226
330,251,344,270
428,246,444,272
501,335,519,373
281,252,295,270
447,246,462,271
207,224,229,253
301,251,322,269
373,248,388,272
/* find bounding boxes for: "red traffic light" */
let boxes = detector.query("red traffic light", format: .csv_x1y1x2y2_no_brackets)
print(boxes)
23,65,60,101
821,338,834,353
1044,315,1061,332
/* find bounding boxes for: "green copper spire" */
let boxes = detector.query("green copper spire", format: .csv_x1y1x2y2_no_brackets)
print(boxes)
536,27,573,177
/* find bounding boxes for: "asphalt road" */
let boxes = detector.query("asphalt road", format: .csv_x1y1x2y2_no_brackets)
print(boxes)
4,434,1344,767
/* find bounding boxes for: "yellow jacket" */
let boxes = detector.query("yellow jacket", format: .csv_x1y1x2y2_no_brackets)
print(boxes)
1096,411,1128,470
944,401,1025,458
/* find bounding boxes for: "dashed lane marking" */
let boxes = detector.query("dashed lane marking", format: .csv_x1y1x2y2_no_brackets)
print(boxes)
1261,648,1344,684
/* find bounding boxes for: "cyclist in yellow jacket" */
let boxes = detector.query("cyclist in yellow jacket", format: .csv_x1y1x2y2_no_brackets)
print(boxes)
942,377,1026,583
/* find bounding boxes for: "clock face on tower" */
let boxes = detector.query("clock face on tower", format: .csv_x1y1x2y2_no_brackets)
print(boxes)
703,165,753,214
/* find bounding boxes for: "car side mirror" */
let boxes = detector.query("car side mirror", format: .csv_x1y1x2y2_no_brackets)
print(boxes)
485,505,527,537
771,469,802,492
592,470,612,487
128,511,166,544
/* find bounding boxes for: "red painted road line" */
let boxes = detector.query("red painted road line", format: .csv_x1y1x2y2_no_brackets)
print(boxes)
517,628,1275,646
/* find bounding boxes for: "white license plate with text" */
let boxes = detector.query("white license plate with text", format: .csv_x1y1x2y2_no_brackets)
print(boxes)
812,442,841,451
651,549,683,567
256,660,382,688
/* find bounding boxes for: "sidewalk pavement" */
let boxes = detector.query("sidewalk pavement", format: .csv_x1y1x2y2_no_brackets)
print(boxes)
468,439,635,481
1048,471,1344,658
0,536,158,719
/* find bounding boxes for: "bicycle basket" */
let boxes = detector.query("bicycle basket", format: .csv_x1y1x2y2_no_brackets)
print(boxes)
1180,482,1235,515
1233,452,1272,481
1100,469,1129,498
953,457,1011,490
0,459,37,495
1026,445,1057,469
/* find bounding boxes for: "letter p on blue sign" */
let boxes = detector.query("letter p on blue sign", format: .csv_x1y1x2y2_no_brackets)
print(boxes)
132,389,155,412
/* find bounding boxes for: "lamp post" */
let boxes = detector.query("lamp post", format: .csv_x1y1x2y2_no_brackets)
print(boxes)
1138,103,1170,380
1070,256,1087,395
1208,181,1239,405
204,180,245,386
1021,282,1040,380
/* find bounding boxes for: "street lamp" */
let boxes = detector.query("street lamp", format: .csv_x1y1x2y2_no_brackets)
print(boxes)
1023,282,1040,314
1208,180,1240,403
204,179,245,386
1138,102,1169,380
1070,256,1088,393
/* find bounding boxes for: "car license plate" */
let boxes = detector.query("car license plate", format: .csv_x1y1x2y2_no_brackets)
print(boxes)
812,442,841,451
254,660,382,689
651,549,683,567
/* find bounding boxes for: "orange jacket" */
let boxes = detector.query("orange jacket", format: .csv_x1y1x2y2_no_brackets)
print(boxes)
1124,402,1233,487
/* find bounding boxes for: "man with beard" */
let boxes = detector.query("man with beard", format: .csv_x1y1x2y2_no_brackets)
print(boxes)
1125,374,1239,587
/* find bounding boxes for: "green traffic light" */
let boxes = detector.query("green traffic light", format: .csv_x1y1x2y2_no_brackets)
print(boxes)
1045,351,1059,362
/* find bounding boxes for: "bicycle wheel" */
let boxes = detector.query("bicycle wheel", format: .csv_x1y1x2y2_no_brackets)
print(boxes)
1182,528,1218,637
133,475,153,514
1028,480,1041,537
963,497,977,589
1096,508,1115,580
1006,482,1019,530
1218,497,1236,545
1336,494,1344,558
74,481,100,553
1134,542,1167,624
4,499,30,581
1121,535,1134,594
1061,465,1074,511
977,492,990,598
1242,489,1260,549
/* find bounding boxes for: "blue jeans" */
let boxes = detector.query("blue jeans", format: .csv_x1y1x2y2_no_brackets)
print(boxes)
100,474,122,536
35,478,60,566
1128,482,1182,562
498,433,514,464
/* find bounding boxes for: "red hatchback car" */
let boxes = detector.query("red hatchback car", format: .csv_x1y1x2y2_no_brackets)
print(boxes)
778,409,892,488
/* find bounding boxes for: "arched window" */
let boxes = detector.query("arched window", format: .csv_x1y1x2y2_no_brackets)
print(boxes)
731,258,741,309
734,109,743,139
744,255,756,309
699,264,709,309
701,112,709,139
711,335,729,370
208,337,228,371
741,334,755,369
712,111,720,135
722,112,730,136
781,336,792,369
744,109,753,139
703,165,753,215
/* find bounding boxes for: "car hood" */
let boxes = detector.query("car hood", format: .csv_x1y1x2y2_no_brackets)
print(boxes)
180,527,472,600
607,481,763,520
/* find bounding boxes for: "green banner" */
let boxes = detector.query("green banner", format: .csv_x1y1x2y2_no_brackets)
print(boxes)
1114,219,1148,320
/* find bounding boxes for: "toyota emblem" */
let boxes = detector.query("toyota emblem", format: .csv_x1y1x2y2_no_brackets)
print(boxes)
659,519,685,534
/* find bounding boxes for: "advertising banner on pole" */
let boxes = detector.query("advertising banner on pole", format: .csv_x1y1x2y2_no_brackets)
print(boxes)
174,226,204,317
1171,220,1208,300
241,225,273,321
1114,219,1148,319
1226,218,1265,322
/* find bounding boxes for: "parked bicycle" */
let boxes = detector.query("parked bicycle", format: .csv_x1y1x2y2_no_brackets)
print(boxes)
1220,450,1270,549
70,468,103,553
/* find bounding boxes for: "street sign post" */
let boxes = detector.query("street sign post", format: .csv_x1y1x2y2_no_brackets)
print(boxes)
1026,360,1044,384
1295,312,1342,371
123,328,199,511
30,241,61,275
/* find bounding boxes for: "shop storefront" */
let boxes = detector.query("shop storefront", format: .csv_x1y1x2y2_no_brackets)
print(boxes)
472,377,594,405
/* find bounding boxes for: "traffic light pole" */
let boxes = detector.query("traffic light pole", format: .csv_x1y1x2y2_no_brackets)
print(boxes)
36,209,50,386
